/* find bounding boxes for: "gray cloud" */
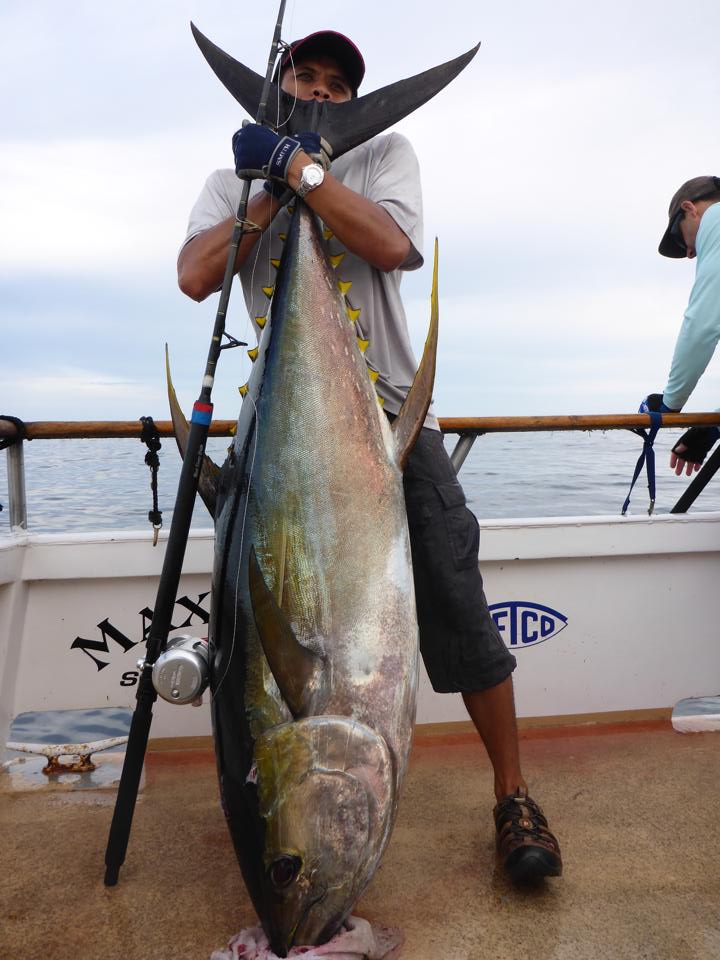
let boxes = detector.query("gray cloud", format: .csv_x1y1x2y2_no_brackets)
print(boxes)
2,0,719,424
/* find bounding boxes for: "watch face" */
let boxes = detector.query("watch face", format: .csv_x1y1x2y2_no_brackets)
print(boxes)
297,163,324,198
304,164,324,187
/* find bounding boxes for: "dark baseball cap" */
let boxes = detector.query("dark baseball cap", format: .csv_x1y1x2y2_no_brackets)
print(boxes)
274,31,365,94
659,175,720,258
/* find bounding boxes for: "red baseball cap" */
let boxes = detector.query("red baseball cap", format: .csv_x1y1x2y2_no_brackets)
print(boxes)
275,31,365,94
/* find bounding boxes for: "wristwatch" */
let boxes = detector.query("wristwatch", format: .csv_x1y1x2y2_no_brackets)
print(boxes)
295,162,325,199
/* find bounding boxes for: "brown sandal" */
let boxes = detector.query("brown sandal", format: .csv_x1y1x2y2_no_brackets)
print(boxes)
494,787,562,882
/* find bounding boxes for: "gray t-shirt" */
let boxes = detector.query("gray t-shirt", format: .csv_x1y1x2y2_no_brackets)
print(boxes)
183,131,438,428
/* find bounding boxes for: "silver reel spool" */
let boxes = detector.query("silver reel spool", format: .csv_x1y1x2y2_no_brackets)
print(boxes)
150,635,209,705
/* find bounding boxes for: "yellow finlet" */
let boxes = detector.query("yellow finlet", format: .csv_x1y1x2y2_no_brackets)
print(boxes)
330,253,345,269
346,306,361,323
377,395,385,408
229,423,237,436
338,280,353,296
356,337,370,354
255,315,267,329
248,347,259,362
270,259,281,270
287,205,295,216
239,384,249,397
279,233,287,241
368,368,380,383
262,285,275,299
323,228,334,240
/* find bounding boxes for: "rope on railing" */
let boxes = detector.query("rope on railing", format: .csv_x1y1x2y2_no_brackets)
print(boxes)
0,416,27,448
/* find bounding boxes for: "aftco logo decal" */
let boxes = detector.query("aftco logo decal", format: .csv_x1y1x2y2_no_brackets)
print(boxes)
489,602,568,648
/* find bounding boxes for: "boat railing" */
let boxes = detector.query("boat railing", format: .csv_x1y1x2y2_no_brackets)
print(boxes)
3,414,720,531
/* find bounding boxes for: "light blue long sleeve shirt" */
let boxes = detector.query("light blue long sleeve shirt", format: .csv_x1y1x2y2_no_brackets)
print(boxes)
663,202,720,411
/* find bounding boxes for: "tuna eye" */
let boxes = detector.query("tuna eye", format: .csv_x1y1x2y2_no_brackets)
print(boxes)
269,855,301,888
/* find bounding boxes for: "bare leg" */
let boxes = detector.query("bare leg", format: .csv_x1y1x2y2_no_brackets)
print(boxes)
462,675,526,803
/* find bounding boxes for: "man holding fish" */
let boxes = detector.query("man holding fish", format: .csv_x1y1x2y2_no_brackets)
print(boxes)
178,29,562,885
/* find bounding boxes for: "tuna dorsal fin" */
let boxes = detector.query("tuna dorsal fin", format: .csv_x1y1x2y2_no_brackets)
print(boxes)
392,240,439,470
248,546,327,719
191,23,480,158
165,344,220,519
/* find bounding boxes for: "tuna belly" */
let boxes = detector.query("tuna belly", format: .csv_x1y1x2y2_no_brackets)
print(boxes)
248,394,418,754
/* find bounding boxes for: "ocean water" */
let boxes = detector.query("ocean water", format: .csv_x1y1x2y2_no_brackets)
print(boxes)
1,427,719,533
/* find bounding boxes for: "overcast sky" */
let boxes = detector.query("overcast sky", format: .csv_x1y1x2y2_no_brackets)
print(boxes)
2,0,719,422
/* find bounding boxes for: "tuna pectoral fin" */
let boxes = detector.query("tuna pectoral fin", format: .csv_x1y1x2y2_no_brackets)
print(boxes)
248,547,326,719
392,239,439,470
165,345,220,519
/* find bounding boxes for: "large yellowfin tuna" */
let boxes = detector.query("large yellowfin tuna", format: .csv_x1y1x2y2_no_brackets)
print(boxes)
168,25,479,958
209,204,437,954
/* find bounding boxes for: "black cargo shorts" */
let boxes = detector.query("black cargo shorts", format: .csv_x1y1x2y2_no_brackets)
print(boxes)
398,422,517,694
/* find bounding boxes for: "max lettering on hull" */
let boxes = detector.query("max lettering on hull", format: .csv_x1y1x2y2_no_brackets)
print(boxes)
70,591,210,686
489,601,568,648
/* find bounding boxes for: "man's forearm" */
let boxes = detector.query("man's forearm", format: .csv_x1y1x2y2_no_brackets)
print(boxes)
663,315,719,411
178,155,413,303
177,190,283,302
287,155,411,272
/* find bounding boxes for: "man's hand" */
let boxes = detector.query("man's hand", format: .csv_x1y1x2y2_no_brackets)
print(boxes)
639,393,675,414
670,426,720,476
232,124,323,186
670,445,701,476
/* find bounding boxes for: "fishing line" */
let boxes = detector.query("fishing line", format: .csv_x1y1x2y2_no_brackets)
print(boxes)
247,191,274,330
272,0,299,131
213,29,303,699
274,45,299,131
287,0,298,47
212,390,260,700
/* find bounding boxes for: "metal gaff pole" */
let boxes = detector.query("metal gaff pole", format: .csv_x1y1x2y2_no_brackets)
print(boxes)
103,0,288,887
670,445,720,513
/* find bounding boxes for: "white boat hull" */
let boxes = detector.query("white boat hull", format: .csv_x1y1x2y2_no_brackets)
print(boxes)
2,512,719,750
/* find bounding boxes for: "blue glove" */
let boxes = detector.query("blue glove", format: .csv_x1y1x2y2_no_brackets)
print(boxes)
639,393,676,414
263,179,295,205
232,124,323,185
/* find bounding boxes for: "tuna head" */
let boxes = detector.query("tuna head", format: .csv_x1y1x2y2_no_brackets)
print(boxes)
254,716,394,956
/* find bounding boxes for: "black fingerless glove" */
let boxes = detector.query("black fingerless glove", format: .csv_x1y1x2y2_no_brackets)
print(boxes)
672,426,720,464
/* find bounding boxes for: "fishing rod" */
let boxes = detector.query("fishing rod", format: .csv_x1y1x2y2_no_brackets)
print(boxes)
103,0,288,887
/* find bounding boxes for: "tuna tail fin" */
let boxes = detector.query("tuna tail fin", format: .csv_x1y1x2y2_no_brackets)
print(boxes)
392,239,439,470
165,344,220,519
191,23,479,158
248,546,328,719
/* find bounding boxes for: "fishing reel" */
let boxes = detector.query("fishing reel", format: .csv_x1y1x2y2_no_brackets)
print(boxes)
147,635,209,705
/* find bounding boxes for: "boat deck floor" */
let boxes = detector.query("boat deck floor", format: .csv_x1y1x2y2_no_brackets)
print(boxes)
2,720,720,960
